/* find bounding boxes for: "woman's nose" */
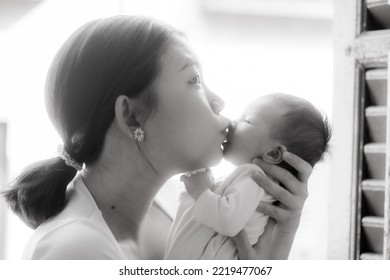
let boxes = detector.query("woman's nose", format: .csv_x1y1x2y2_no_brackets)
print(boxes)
211,99,225,115
207,88,225,114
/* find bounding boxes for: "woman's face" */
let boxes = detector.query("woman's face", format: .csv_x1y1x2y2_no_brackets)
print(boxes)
143,38,230,175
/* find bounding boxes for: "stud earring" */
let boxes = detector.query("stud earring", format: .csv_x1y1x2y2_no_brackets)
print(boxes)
133,127,144,142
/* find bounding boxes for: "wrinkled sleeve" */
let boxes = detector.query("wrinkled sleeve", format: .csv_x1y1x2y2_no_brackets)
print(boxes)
193,174,265,237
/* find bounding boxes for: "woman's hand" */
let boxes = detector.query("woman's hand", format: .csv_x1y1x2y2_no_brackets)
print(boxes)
233,151,312,259
252,151,312,234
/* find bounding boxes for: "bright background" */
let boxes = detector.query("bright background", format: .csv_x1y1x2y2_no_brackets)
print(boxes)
0,0,333,259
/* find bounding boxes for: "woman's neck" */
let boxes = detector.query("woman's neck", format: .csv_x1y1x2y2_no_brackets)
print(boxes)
80,140,171,243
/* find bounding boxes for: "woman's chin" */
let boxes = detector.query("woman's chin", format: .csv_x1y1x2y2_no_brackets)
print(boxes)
222,151,242,166
208,151,224,167
190,150,223,171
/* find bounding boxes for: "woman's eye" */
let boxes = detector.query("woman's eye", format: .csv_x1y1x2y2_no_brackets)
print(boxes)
243,119,251,124
189,75,201,85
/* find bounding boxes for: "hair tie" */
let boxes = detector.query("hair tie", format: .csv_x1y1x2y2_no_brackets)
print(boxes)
57,145,83,171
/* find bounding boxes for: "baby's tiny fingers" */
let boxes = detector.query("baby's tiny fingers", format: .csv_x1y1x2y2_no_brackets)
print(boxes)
180,175,191,183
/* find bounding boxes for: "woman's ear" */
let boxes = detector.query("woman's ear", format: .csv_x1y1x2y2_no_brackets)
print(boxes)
263,145,287,164
114,95,140,139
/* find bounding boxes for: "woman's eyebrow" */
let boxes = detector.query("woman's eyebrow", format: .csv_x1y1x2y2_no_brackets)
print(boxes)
178,57,198,72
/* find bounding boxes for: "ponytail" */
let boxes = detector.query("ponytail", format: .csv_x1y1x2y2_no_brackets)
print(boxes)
2,157,76,229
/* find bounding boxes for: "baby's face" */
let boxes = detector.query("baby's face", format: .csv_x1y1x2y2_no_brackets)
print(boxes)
223,97,287,166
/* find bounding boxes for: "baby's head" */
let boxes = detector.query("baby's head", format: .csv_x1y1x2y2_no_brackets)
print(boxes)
223,93,331,175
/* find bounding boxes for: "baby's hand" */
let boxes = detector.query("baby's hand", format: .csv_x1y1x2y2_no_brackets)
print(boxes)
180,168,215,200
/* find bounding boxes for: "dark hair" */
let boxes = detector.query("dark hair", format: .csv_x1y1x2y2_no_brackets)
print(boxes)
2,16,182,229
267,93,332,177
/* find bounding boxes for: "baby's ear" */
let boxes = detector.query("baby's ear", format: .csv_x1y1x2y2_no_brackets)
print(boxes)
263,145,287,164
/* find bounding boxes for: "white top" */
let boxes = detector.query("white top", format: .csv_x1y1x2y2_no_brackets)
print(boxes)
22,173,129,260
193,163,275,243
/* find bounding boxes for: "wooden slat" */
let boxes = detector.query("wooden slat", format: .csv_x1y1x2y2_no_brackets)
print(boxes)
360,252,383,259
367,0,390,7
384,56,390,259
362,179,385,216
362,216,384,254
354,67,366,259
366,0,390,30
366,69,387,106
362,215,384,226
354,30,390,67
365,106,386,142
364,143,386,179
362,178,386,189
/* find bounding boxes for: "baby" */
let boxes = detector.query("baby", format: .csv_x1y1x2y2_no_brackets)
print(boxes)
164,93,331,259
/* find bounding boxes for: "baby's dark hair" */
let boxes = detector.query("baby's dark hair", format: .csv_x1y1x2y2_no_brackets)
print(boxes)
266,93,332,176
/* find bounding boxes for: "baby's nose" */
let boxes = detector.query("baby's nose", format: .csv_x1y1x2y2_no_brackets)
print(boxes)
229,121,237,131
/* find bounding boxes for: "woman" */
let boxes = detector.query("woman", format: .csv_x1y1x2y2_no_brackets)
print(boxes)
3,16,311,259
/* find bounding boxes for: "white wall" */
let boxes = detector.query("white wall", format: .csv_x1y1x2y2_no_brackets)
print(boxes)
0,0,333,259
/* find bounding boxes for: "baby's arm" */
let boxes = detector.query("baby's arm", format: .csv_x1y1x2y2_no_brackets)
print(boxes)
194,177,264,236
190,165,266,237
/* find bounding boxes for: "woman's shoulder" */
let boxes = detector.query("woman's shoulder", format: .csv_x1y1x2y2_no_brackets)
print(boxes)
23,217,124,259
22,174,128,259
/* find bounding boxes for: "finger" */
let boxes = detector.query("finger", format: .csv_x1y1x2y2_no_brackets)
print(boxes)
205,168,213,177
253,218,275,257
233,230,256,260
252,158,300,195
283,151,312,183
256,202,290,221
251,172,298,210
180,175,191,185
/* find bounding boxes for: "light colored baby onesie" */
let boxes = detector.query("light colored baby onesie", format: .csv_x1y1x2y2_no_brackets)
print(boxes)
165,163,275,259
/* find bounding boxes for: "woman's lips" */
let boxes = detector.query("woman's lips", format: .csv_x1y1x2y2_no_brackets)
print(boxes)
220,120,235,150
222,141,229,149
225,122,235,142
221,127,233,150
221,134,229,151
